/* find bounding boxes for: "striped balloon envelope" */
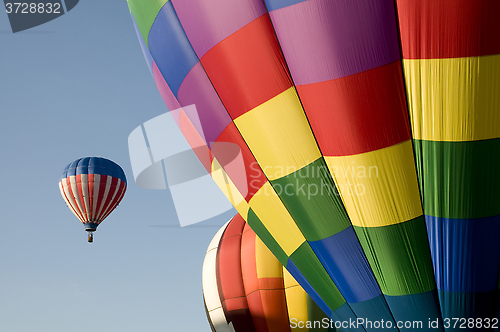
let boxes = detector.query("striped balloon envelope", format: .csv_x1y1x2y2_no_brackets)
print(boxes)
59,157,127,242
203,214,337,332
127,0,500,330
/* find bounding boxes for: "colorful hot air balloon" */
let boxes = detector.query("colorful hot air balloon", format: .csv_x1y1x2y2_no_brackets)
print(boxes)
59,157,127,242
203,214,337,332
127,0,500,330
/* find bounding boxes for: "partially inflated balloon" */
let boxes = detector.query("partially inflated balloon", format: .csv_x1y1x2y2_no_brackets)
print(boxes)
59,157,127,242
128,0,500,330
203,214,337,332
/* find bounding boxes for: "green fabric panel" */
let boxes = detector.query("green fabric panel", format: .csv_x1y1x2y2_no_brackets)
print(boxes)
270,158,350,241
354,215,436,296
307,295,328,332
247,208,289,267
127,0,170,47
290,243,346,312
413,138,500,219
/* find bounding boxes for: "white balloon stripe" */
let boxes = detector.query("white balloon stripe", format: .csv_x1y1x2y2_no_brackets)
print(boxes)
91,174,101,220
80,174,91,222
59,181,83,222
95,176,112,221
66,176,85,222
98,178,121,222
100,180,126,222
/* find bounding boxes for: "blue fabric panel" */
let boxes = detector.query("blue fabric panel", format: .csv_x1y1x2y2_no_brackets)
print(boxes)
384,291,443,331
62,157,127,184
65,159,81,178
264,0,308,12
132,13,153,76
426,215,500,293
309,226,381,303
329,302,367,332
88,157,127,183
148,1,199,96
349,295,397,331
60,161,72,180
438,289,498,325
76,157,91,175
59,159,75,181
287,261,366,331
286,259,333,318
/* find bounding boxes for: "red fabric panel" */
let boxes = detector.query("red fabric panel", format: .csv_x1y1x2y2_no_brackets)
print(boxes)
258,277,285,291
396,0,500,59
241,224,259,295
223,210,246,237
95,175,108,220
215,123,267,201
98,177,119,222
65,177,84,222
201,14,293,119
179,111,213,173
88,174,94,220
100,181,127,222
241,226,269,332
241,222,288,332
246,291,270,332
297,61,411,156
260,289,290,332
223,297,250,311
217,216,256,331
218,216,246,307
243,222,290,332
76,174,88,218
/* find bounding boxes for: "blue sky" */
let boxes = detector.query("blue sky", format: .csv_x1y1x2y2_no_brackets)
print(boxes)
0,1,235,331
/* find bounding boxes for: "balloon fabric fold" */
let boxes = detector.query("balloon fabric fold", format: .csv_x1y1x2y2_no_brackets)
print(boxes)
203,214,338,332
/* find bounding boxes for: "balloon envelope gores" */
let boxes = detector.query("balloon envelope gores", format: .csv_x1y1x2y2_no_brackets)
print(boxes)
59,157,127,242
203,214,337,332
128,0,500,327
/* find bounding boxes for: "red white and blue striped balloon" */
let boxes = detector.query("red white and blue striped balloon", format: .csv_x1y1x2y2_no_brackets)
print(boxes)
59,157,127,232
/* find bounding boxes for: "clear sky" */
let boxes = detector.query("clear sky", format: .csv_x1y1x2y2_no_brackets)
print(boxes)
0,1,235,331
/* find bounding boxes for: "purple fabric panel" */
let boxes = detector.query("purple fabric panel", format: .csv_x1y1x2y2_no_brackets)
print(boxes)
171,0,267,58
269,0,401,85
177,62,232,145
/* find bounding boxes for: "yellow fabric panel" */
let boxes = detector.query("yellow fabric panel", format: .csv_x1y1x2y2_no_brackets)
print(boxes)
234,87,322,180
404,54,500,141
283,268,309,331
211,158,249,219
255,235,283,279
250,182,306,255
325,141,423,227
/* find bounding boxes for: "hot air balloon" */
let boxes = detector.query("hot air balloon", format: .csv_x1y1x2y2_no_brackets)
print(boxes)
127,0,500,330
59,157,127,242
203,214,337,332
